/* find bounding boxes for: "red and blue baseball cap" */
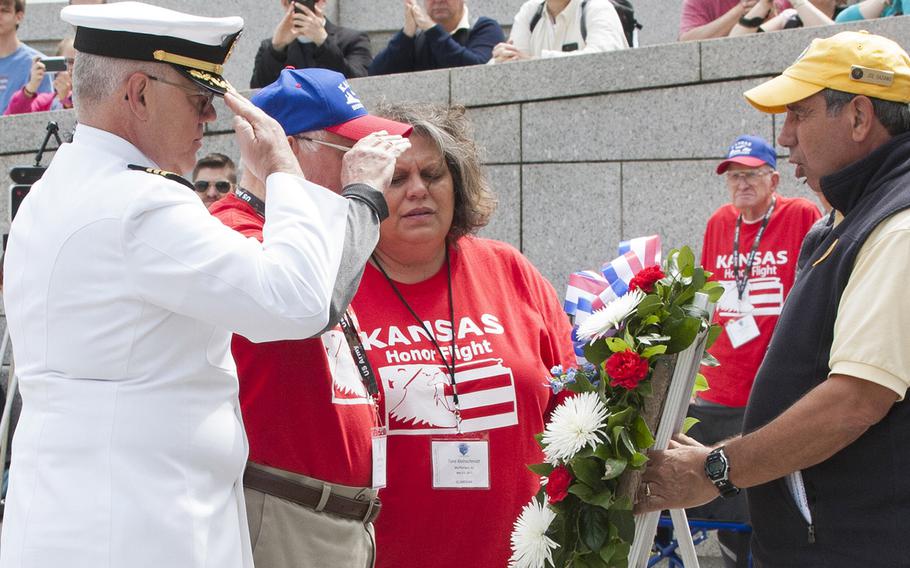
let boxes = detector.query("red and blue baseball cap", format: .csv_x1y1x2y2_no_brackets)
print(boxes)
716,135,777,174
251,68,412,140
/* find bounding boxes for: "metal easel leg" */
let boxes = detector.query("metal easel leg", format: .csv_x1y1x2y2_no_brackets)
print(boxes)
669,508,700,567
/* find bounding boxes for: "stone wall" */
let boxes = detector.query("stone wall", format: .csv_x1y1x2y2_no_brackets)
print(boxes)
5,4,910,292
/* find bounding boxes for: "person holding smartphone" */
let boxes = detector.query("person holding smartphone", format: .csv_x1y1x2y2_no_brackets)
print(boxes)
4,37,74,115
250,0,372,87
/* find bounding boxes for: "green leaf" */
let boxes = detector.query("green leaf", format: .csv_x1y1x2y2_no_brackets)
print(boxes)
705,323,723,348
605,337,630,353
704,283,725,302
593,444,615,461
693,373,709,393
631,416,655,449
607,407,633,430
682,416,700,434
568,370,597,394
569,482,594,500
618,428,636,456
601,457,627,480
579,487,615,510
610,542,631,568
635,295,663,317
610,508,636,542
527,463,554,476
677,247,696,278
629,452,649,468
691,267,707,291
701,351,720,368
584,340,611,366
599,542,617,564
664,316,702,354
640,314,661,327
580,507,611,551
640,344,667,359
571,457,604,488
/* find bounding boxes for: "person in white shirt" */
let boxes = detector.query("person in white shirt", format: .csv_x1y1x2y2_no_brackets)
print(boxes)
491,0,626,64
0,2,407,568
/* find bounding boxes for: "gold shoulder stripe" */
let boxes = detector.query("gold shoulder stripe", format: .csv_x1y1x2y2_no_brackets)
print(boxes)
812,238,839,267
128,164,195,191
152,50,224,75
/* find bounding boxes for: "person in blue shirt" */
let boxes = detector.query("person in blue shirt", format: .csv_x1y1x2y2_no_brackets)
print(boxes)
836,0,903,21
369,0,504,76
0,0,51,113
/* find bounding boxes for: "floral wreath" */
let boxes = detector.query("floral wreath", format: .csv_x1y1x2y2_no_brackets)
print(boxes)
509,247,723,568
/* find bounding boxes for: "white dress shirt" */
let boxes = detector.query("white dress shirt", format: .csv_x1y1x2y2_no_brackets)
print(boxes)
0,125,349,568
508,0,627,59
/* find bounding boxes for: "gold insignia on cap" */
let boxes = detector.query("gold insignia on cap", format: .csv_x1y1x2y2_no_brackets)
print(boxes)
188,69,228,89
850,65,894,87
153,50,224,75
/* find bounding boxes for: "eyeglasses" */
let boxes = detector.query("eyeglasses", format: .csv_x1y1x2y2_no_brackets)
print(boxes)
725,170,772,184
193,180,233,193
297,135,353,153
146,74,215,113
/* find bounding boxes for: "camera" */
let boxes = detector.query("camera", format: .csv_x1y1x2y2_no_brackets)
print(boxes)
294,0,316,13
40,56,68,73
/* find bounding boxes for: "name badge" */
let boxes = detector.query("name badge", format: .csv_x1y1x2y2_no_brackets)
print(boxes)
371,426,387,489
726,314,760,349
431,437,490,490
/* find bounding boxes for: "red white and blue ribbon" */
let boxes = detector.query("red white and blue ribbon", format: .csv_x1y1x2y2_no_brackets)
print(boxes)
564,235,662,360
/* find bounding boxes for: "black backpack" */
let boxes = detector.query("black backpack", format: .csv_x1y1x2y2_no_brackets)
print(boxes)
529,0,642,48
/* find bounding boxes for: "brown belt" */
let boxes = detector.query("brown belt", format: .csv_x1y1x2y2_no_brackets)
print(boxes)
243,465,381,524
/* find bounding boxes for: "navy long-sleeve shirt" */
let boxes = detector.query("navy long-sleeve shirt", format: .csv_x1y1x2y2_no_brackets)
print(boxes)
369,16,504,76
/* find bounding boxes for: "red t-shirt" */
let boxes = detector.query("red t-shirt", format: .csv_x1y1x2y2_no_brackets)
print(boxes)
209,193,377,486
700,195,821,407
679,0,792,34
352,236,575,568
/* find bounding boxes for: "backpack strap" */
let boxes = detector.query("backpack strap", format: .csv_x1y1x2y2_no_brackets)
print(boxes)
529,0,546,33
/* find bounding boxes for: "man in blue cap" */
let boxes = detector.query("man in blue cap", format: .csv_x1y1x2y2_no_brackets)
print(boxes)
684,134,820,568
209,68,412,568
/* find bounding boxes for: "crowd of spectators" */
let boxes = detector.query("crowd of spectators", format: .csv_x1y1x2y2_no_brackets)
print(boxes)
1,0,906,116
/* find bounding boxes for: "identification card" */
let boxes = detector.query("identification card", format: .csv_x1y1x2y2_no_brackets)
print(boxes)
371,426,387,489
726,314,760,349
431,437,490,490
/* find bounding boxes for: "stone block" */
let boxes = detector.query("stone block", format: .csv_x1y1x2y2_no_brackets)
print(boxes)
350,68,450,107
19,2,71,43
0,111,73,161
452,41,700,107
480,165,520,248
466,105,521,165
522,78,774,162
521,162,622,293
701,16,910,82
633,0,683,47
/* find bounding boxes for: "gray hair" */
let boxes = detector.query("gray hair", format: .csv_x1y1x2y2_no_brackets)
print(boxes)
73,53,162,116
374,103,496,241
822,88,910,136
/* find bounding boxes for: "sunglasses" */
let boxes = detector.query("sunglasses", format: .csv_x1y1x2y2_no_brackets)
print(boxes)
193,180,233,193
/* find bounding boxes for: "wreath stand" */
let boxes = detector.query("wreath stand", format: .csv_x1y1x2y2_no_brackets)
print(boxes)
625,292,715,568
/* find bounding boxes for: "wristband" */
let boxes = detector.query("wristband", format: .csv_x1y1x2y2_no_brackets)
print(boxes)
739,14,767,27
22,86,36,98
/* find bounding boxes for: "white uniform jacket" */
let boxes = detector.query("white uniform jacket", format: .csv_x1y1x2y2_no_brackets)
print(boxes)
0,125,349,568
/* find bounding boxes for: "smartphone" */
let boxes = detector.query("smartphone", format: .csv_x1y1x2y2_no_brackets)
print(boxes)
293,0,316,13
41,57,67,73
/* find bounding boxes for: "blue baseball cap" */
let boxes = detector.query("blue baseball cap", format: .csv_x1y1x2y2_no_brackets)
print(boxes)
716,135,777,174
251,68,412,140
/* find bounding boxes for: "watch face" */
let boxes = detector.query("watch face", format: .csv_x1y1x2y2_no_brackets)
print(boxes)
706,458,725,477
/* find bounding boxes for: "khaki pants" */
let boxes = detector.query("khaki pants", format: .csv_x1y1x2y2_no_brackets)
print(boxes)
244,465,376,568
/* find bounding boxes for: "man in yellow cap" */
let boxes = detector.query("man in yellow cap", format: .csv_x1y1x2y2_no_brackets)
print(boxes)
639,30,910,566
0,2,406,568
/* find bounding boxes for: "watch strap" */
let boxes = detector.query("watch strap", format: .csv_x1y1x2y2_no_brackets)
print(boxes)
705,446,741,498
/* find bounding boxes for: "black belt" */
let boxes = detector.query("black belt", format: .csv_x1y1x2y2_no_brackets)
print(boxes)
243,465,381,524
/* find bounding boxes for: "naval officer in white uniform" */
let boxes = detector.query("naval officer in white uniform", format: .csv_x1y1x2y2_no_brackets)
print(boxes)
0,3,408,567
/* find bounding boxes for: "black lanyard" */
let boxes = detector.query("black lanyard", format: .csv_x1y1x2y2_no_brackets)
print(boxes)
732,197,776,301
234,187,265,218
372,248,462,426
233,186,379,400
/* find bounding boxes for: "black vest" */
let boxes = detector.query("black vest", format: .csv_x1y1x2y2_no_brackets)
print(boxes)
743,131,910,567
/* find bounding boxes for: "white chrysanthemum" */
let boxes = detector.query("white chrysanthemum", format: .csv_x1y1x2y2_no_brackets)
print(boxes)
542,391,609,464
509,499,559,568
575,289,646,343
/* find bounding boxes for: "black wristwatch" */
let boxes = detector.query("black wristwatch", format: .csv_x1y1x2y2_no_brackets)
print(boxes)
704,446,741,498
738,13,768,27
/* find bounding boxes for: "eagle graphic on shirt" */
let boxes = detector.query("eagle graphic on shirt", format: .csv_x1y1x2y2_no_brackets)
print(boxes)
324,328,372,405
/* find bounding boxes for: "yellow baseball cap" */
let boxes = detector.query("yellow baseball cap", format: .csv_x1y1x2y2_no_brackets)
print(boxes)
744,31,910,114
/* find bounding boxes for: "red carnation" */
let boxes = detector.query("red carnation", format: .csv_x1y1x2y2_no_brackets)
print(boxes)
606,349,650,390
629,265,665,293
546,464,573,504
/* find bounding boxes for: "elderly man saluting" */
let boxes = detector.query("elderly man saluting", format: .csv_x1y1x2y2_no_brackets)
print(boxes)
640,31,910,567
0,2,405,568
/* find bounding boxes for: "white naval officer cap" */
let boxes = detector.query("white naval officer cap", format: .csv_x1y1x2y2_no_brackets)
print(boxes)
61,1,243,95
